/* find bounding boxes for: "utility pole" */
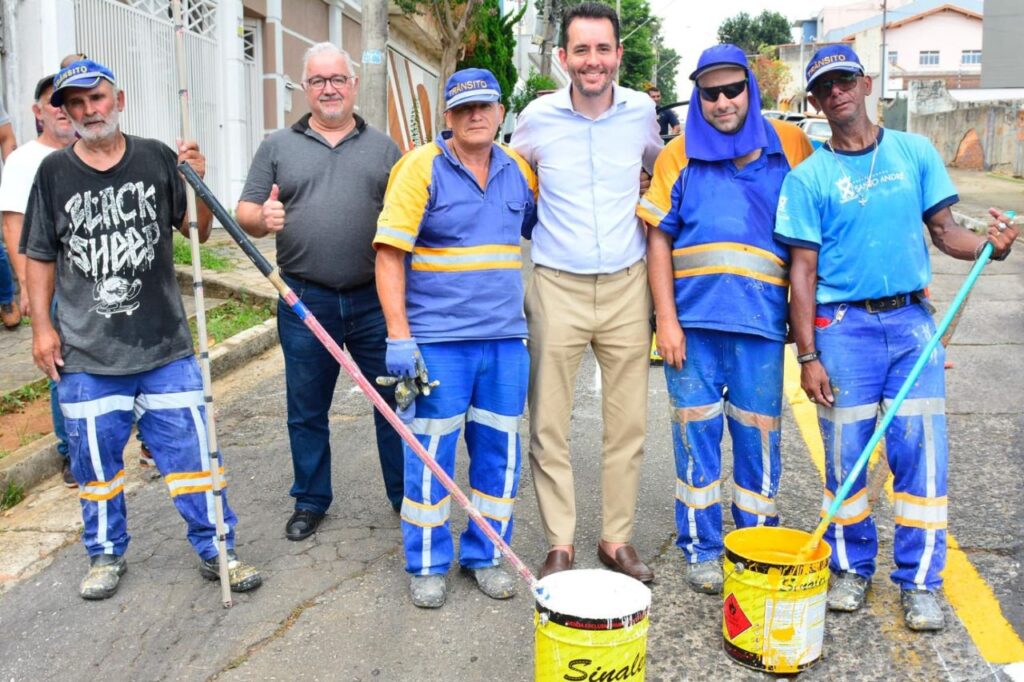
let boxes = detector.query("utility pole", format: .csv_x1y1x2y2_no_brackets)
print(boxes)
540,0,554,76
361,0,389,130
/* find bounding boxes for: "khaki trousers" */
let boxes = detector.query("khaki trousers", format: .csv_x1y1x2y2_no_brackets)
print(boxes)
525,262,652,545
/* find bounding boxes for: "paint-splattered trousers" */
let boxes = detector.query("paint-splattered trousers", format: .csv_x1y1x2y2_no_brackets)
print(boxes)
666,328,783,563
815,300,947,591
400,339,528,575
58,356,237,561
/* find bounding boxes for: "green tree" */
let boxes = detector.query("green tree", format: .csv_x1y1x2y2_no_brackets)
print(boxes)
510,68,559,114
654,44,679,102
457,0,527,112
750,46,791,109
717,10,793,54
395,0,485,126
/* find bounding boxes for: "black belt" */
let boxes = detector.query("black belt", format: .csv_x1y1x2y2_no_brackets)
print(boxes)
846,290,923,314
281,272,373,293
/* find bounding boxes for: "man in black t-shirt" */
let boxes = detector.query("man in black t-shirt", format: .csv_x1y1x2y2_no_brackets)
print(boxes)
23,59,262,600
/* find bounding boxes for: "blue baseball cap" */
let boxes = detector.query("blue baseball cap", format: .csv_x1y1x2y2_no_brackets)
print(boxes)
444,68,501,112
689,44,749,82
51,59,117,106
805,45,864,91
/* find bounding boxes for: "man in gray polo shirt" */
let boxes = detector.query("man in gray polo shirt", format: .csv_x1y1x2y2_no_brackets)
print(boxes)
237,42,403,540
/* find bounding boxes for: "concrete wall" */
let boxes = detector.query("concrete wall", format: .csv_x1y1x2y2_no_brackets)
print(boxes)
982,0,1024,88
908,80,1024,177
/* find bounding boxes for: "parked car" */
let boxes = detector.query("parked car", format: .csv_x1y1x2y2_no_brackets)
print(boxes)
799,117,832,149
762,110,807,124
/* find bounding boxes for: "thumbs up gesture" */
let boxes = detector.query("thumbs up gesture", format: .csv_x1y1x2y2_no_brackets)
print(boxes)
262,184,286,233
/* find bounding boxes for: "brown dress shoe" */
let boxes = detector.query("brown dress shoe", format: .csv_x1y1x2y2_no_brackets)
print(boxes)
539,549,574,579
597,544,654,583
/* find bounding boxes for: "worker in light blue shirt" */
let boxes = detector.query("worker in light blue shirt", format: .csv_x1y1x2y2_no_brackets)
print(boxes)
509,1,663,584
776,44,1018,632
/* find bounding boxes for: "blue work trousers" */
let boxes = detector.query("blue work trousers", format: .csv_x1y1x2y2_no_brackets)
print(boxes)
277,275,403,514
401,339,529,575
666,329,783,563
815,300,948,591
58,356,237,560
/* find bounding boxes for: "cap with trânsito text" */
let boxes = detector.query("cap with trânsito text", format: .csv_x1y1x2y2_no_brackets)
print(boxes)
805,45,865,91
50,59,117,107
444,68,501,112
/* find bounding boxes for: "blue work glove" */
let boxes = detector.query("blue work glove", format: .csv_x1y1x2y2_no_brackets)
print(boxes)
386,337,424,379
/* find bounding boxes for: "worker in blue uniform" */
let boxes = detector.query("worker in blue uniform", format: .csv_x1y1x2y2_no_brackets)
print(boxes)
776,44,1018,630
374,68,537,609
642,44,812,594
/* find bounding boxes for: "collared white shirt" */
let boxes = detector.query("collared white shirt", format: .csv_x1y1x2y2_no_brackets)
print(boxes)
510,83,662,274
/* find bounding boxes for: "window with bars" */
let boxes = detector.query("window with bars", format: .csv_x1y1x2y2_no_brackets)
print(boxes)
919,51,939,66
126,0,217,36
961,50,981,65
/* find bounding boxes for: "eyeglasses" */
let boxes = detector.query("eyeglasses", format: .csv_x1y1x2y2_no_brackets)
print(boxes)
698,79,747,103
305,75,351,90
811,72,859,98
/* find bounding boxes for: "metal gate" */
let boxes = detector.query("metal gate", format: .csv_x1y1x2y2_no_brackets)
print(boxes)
73,0,223,195
241,19,264,165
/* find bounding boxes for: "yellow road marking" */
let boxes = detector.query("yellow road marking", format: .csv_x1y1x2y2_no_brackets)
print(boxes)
783,349,1024,663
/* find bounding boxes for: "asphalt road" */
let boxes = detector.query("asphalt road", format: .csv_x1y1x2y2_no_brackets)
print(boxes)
1,182,1023,680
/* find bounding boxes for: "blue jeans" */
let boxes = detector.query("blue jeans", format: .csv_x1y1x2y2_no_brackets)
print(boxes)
277,275,403,514
0,241,14,304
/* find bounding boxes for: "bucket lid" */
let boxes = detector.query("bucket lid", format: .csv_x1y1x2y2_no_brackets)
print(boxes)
536,569,651,619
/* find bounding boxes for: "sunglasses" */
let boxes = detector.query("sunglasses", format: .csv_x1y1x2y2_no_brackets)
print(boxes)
811,72,860,97
698,79,747,102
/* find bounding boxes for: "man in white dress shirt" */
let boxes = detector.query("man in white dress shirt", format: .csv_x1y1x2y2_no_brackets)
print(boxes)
510,1,662,582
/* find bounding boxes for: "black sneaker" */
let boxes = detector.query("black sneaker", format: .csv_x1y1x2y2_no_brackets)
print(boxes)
199,550,262,592
285,509,324,541
62,460,78,489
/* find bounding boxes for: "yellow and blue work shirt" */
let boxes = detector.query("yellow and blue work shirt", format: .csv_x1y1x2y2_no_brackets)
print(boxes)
639,119,813,342
374,133,537,342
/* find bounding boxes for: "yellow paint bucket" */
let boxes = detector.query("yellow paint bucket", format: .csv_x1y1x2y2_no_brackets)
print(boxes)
535,569,651,681
722,527,831,673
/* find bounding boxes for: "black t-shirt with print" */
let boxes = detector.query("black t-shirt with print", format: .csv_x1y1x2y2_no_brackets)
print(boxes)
23,135,193,375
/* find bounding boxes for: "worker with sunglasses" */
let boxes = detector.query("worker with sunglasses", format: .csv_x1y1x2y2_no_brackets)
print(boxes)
775,45,1017,631
640,44,812,595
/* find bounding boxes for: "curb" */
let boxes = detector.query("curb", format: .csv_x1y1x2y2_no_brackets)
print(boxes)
0,317,280,499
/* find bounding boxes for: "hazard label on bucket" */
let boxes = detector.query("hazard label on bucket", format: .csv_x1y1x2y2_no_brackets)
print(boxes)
724,593,753,639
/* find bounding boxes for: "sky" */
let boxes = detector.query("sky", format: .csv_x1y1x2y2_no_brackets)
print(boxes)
654,0,837,97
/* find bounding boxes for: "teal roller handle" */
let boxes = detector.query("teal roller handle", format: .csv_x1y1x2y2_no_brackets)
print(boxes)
819,216,1008,529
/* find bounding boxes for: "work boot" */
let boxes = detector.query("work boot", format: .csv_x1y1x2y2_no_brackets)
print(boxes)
686,559,723,594
199,550,263,592
139,444,155,469
469,565,516,600
901,589,945,631
80,554,127,600
410,574,446,609
0,301,21,330
827,571,870,612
